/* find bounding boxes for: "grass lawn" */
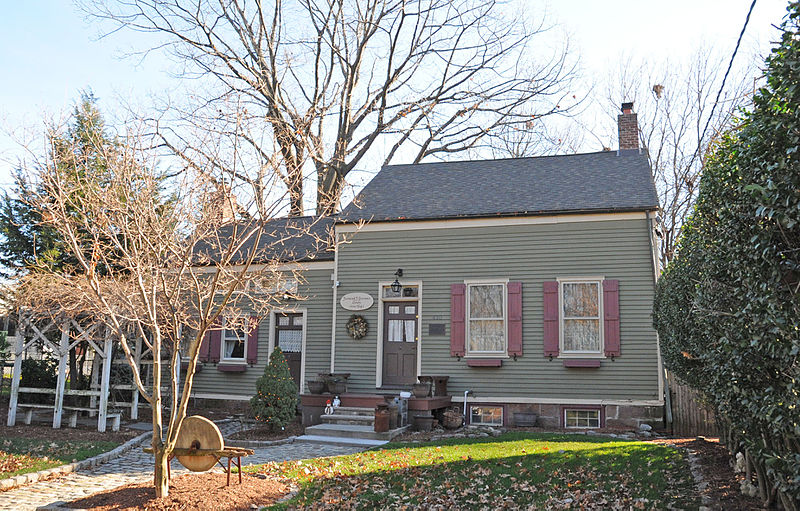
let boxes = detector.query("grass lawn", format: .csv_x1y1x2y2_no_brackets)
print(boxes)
0,437,119,479
253,433,698,510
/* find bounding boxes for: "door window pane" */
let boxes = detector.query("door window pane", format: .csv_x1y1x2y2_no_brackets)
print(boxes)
404,320,416,343
278,330,302,352
404,305,416,315
388,306,400,315
278,316,290,326
388,320,404,342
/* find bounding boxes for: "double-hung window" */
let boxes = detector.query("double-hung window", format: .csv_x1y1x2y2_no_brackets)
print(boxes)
222,319,246,361
560,280,602,355
467,282,506,355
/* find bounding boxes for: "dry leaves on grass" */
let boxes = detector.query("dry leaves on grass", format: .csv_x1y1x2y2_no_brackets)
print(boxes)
0,452,40,475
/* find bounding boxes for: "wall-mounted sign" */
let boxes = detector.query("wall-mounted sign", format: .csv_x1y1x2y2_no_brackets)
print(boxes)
340,292,374,311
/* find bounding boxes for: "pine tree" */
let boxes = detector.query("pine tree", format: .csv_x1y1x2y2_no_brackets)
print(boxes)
250,347,298,431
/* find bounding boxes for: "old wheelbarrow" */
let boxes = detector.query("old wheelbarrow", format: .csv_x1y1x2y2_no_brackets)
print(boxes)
144,415,254,486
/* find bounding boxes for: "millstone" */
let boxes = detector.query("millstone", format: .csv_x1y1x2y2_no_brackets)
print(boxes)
175,415,224,472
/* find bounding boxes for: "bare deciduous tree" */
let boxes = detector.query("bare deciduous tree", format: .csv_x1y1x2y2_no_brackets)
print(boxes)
13,116,328,497
82,0,579,216
604,49,755,265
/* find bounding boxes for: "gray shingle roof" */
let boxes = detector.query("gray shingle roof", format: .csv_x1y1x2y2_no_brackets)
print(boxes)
339,151,658,222
194,216,335,265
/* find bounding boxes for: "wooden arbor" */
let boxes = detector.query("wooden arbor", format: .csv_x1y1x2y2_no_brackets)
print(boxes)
5,310,149,432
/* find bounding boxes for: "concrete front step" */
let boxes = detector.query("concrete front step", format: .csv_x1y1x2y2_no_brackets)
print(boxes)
295,434,389,448
330,406,375,416
305,423,408,441
322,413,374,426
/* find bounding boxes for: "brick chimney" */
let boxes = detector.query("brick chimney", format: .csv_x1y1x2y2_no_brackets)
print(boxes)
618,102,639,153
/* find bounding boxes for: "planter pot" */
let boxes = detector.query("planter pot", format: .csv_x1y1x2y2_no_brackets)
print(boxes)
415,414,434,432
307,380,326,394
374,404,390,433
328,381,347,395
412,382,431,398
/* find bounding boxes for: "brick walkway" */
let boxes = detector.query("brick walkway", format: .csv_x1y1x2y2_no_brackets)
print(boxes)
0,440,362,511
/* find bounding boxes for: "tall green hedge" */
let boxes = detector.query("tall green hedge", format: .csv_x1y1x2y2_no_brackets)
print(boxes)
654,3,800,508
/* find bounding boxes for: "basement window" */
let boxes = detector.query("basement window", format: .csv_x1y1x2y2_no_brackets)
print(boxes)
564,409,600,428
470,406,503,426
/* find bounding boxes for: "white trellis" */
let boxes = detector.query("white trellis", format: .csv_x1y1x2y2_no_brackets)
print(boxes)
6,311,128,432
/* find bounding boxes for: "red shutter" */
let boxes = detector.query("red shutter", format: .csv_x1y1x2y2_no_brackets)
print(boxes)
450,284,466,357
247,316,260,365
507,281,523,357
208,325,222,363
603,280,621,358
199,329,211,362
543,281,559,358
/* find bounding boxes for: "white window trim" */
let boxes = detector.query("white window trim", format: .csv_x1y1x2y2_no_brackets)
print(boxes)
464,279,509,358
268,308,308,392
375,280,423,388
564,408,601,429
557,277,606,359
220,317,248,363
470,405,504,426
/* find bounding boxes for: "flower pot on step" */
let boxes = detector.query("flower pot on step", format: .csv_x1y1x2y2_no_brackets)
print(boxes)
307,380,326,394
412,382,431,398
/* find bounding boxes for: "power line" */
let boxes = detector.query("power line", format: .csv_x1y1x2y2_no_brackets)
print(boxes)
692,0,758,168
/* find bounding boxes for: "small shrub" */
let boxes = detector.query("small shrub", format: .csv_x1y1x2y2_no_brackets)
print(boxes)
250,347,298,432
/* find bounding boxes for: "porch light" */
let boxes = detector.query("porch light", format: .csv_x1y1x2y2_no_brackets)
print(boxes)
391,269,403,293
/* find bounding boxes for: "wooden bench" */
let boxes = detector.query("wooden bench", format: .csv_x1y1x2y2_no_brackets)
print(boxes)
16,404,55,425
16,404,122,431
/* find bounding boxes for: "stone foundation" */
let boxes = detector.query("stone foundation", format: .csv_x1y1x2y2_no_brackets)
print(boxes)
490,403,664,430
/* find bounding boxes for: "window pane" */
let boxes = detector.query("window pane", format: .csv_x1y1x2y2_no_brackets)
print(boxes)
404,320,416,343
278,316,290,326
563,283,599,317
388,306,400,315
383,287,401,298
471,406,503,425
469,285,503,318
566,409,599,428
278,330,302,352
563,319,600,351
469,319,504,352
224,339,245,359
404,305,416,315
292,315,304,326
388,320,403,342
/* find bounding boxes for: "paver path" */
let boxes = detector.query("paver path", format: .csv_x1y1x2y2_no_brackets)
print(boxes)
0,441,362,511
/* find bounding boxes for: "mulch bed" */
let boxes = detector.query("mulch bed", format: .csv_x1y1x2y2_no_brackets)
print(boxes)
652,437,768,510
66,472,291,510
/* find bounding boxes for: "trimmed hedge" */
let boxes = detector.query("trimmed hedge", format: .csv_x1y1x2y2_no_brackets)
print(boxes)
653,4,800,508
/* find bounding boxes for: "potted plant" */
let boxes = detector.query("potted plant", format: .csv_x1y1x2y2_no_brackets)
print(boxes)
412,381,431,398
307,380,326,394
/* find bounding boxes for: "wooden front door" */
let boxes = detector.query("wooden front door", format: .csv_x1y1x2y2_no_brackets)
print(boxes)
383,301,418,386
275,313,303,390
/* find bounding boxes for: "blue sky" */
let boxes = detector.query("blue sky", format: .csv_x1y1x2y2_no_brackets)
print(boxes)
0,0,789,192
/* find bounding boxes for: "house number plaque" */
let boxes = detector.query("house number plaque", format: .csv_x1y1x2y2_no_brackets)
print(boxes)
340,292,374,311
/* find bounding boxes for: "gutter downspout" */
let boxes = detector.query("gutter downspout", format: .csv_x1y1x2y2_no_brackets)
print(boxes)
646,210,671,429
329,230,339,373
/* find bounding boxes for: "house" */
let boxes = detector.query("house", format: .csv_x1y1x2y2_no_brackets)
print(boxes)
189,102,664,430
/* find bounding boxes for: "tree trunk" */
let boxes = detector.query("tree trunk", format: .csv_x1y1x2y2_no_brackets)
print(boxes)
316,165,344,217
153,447,170,498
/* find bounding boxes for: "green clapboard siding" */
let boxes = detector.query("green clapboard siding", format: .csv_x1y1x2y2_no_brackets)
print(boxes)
190,268,333,399
332,217,660,402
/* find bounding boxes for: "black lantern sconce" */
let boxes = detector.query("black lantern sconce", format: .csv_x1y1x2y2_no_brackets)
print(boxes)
390,269,403,293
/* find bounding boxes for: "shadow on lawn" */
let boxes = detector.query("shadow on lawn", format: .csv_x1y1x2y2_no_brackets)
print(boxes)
263,433,697,510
